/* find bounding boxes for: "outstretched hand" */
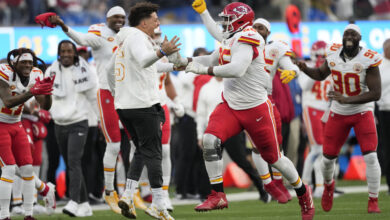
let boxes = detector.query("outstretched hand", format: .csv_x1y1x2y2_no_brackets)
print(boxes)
161,36,181,56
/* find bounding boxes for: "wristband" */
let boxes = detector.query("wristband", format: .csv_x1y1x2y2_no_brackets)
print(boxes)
159,48,167,56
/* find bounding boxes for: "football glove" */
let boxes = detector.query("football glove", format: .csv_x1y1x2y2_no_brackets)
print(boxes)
280,69,297,84
185,62,208,75
192,0,207,14
168,51,188,67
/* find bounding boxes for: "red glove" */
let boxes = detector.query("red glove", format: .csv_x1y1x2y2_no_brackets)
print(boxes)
38,110,51,124
29,77,53,95
35,12,57,28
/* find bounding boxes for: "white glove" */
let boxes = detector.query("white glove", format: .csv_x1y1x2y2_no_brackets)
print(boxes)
172,97,185,117
168,52,188,66
185,62,208,75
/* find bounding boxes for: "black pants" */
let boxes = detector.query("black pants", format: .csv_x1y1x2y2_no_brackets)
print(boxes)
55,120,89,203
45,120,60,186
378,110,390,190
117,104,165,188
173,114,209,198
223,132,265,194
82,126,106,198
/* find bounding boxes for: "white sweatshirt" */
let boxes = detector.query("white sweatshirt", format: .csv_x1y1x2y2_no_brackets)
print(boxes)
378,57,390,111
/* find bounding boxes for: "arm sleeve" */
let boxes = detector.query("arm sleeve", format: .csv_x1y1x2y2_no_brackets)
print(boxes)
278,55,300,74
196,89,208,140
83,86,99,118
213,43,252,78
128,36,160,68
192,49,219,67
157,62,174,73
106,53,116,93
200,10,223,42
66,27,101,49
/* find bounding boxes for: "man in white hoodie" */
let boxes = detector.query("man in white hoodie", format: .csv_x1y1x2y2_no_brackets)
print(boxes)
377,38,390,194
113,2,180,220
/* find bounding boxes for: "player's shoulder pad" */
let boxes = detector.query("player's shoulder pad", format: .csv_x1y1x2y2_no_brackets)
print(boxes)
326,43,342,57
88,23,105,36
0,64,13,82
274,40,293,57
236,26,262,47
361,47,383,68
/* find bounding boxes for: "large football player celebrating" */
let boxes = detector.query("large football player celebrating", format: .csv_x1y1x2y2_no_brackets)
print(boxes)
192,0,300,203
0,48,54,220
171,3,314,219
49,6,127,212
297,24,382,213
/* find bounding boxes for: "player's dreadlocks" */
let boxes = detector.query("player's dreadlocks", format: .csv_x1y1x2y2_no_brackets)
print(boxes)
6,48,46,81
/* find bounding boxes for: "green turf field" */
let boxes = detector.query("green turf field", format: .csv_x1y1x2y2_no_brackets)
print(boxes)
12,191,390,220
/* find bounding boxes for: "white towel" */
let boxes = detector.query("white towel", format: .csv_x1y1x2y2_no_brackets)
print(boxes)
49,57,97,97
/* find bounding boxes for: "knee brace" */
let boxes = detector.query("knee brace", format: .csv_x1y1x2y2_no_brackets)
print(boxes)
1,165,16,182
19,165,34,179
202,133,222,161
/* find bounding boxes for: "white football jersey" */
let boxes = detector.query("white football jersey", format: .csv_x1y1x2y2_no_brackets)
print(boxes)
299,73,332,111
68,23,117,90
326,43,382,115
156,58,168,106
264,40,293,94
218,26,269,110
0,64,43,123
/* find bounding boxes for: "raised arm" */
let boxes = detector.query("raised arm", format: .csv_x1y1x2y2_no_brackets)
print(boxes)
0,80,33,108
297,60,331,81
49,15,101,49
192,0,223,42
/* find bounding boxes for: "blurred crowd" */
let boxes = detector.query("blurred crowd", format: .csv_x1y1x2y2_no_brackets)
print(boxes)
1,0,390,26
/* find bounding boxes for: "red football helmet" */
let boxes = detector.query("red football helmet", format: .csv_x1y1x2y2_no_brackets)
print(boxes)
310,40,327,67
219,2,254,38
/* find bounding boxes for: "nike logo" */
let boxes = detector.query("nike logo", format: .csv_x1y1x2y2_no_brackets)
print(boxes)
78,132,85,136
256,117,263,122
248,33,255,36
361,112,367,115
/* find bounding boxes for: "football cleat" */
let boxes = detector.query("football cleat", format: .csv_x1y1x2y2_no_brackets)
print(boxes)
43,182,56,215
368,197,381,213
133,190,148,211
104,190,121,214
274,179,292,201
264,181,288,204
194,190,228,212
118,195,137,219
321,180,335,212
298,185,315,220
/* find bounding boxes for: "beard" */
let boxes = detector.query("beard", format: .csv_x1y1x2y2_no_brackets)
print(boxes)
342,38,359,55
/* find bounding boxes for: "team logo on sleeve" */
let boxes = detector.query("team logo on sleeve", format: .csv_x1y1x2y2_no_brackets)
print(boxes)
108,37,114,42
10,85,16,90
329,62,335,67
353,63,363,73
269,48,279,58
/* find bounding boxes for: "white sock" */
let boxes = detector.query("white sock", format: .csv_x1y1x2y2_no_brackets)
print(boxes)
20,165,35,216
0,165,15,219
116,154,126,195
205,160,223,185
321,156,336,184
12,176,23,205
33,166,40,203
124,179,138,199
271,156,302,188
139,167,151,198
151,188,165,211
302,148,317,184
103,142,121,191
252,152,272,184
314,154,324,187
364,152,381,198
162,144,171,190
